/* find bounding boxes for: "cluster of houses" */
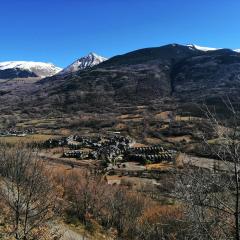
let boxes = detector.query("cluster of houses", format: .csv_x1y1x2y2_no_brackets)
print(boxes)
61,135,132,162
125,146,176,164
63,150,98,160
68,135,103,149
0,128,35,137
43,138,67,148
43,134,176,165
43,135,103,149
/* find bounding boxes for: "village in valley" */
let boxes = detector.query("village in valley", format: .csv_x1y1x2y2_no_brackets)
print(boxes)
0,106,219,193
0,1,239,237
41,133,177,187
0,121,180,191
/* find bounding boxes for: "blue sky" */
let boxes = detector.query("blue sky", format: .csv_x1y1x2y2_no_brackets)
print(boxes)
0,0,240,67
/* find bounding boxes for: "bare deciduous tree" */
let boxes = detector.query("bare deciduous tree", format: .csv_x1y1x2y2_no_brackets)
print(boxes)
0,144,61,240
175,101,240,239
64,169,146,239
66,170,111,223
106,188,146,238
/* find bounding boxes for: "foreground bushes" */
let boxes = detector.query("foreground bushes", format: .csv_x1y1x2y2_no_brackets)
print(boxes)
53,169,186,239
0,145,63,240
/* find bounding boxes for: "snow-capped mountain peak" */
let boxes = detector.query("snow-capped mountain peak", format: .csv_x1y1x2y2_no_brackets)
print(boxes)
0,61,62,79
59,52,108,75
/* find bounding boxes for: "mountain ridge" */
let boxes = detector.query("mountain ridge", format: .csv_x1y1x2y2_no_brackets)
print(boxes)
58,52,107,75
1,43,240,117
0,61,62,79
34,43,240,112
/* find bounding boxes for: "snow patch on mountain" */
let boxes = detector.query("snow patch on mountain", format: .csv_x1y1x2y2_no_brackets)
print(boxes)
187,44,219,52
59,53,107,75
0,61,62,78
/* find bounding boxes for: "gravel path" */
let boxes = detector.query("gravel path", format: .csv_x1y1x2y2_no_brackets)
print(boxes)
52,223,88,240
183,154,240,172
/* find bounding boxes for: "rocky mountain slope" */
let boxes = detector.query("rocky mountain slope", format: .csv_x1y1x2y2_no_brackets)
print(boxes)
37,44,203,104
172,49,240,101
58,52,107,75
0,61,62,79
2,43,240,116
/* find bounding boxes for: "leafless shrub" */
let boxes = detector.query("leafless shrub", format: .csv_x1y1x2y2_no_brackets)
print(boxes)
175,99,240,239
0,144,62,240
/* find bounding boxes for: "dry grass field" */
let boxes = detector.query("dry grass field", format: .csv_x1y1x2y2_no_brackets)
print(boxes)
0,134,60,144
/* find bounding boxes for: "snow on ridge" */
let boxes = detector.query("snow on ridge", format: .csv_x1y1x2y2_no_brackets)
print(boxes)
187,44,240,53
0,61,62,77
59,52,108,75
187,44,219,52
0,61,61,70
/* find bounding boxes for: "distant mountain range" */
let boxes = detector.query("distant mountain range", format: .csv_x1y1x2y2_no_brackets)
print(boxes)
0,53,107,79
1,44,239,80
1,43,240,116
0,61,62,79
